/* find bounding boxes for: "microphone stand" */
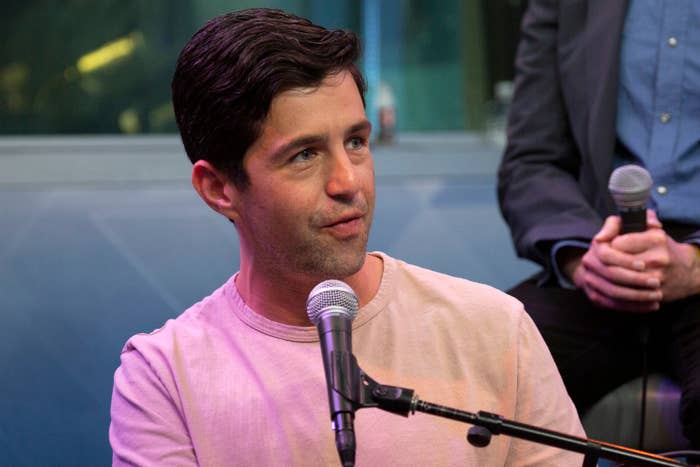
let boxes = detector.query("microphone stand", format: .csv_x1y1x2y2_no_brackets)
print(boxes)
337,354,693,467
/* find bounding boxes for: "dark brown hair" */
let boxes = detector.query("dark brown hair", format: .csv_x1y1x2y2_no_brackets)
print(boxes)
172,8,366,188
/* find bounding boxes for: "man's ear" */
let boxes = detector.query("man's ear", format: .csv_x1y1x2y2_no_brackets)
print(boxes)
191,160,241,222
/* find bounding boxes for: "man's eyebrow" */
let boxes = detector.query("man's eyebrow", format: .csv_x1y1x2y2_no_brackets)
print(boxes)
347,120,372,135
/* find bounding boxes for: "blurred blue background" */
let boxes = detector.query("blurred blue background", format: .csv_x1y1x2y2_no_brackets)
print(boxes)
0,1,536,465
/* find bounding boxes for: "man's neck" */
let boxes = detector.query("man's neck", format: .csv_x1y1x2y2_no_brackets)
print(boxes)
235,253,383,326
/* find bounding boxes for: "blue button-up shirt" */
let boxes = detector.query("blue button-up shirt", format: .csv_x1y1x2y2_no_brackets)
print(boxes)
616,0,700,225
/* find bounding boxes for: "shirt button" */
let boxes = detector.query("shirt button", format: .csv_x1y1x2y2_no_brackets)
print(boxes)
657,186,667,195
660,112,671,123
668,37,678,47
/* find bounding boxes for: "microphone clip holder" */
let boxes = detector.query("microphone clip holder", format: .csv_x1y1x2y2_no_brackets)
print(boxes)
331,352,415,417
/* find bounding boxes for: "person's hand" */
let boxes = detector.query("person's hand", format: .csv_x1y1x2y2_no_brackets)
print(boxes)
611,211,700,303
562,210,664,312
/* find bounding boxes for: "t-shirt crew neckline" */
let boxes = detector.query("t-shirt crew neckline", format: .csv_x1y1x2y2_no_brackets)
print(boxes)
225,251,393,342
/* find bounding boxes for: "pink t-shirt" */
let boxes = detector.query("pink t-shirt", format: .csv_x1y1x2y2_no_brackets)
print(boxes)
110,252,585,466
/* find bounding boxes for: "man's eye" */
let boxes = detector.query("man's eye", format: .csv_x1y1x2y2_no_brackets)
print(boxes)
292,149,315,162
348,137,365,150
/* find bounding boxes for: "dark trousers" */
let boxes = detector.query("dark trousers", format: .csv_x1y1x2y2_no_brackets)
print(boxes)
508,277,700,447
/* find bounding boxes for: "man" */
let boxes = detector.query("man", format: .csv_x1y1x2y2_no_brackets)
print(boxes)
498,0,700,447
110,8,584,466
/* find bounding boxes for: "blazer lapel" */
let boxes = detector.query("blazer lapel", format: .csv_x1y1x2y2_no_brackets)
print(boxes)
584,0,628,196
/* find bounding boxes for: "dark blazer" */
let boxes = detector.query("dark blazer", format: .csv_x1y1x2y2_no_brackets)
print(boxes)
497,0,700,281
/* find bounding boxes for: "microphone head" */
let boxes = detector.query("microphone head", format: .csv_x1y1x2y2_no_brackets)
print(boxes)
306,280,359,326
608,164,653,209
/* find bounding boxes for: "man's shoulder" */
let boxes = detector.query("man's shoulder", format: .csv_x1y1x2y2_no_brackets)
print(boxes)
120,276,236,358
385,253,525,321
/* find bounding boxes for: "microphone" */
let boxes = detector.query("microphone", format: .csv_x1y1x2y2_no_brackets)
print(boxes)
307,280,360,467
608,164,653,234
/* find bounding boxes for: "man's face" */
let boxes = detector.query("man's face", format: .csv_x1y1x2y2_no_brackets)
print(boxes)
234,70,375,281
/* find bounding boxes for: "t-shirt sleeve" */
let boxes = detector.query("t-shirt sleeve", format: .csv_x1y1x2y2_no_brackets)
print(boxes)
505,309,587,466
109,346,197,466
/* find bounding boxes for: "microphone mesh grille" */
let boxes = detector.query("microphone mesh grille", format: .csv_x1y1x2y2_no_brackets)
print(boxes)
306,280,359,325
608,164,653,208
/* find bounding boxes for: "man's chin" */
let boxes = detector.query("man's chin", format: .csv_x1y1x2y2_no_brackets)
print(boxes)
327,251,367,279
301,246,367,279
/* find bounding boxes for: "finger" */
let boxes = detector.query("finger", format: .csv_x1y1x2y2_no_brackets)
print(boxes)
594,216,620,242
585,286,660,312
583,269,663,302
582,275,661,312
581,250,648,285
611,229,667,254
647,209,663,229
636,248,671,271
590,263,660,289
587,242,646,271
